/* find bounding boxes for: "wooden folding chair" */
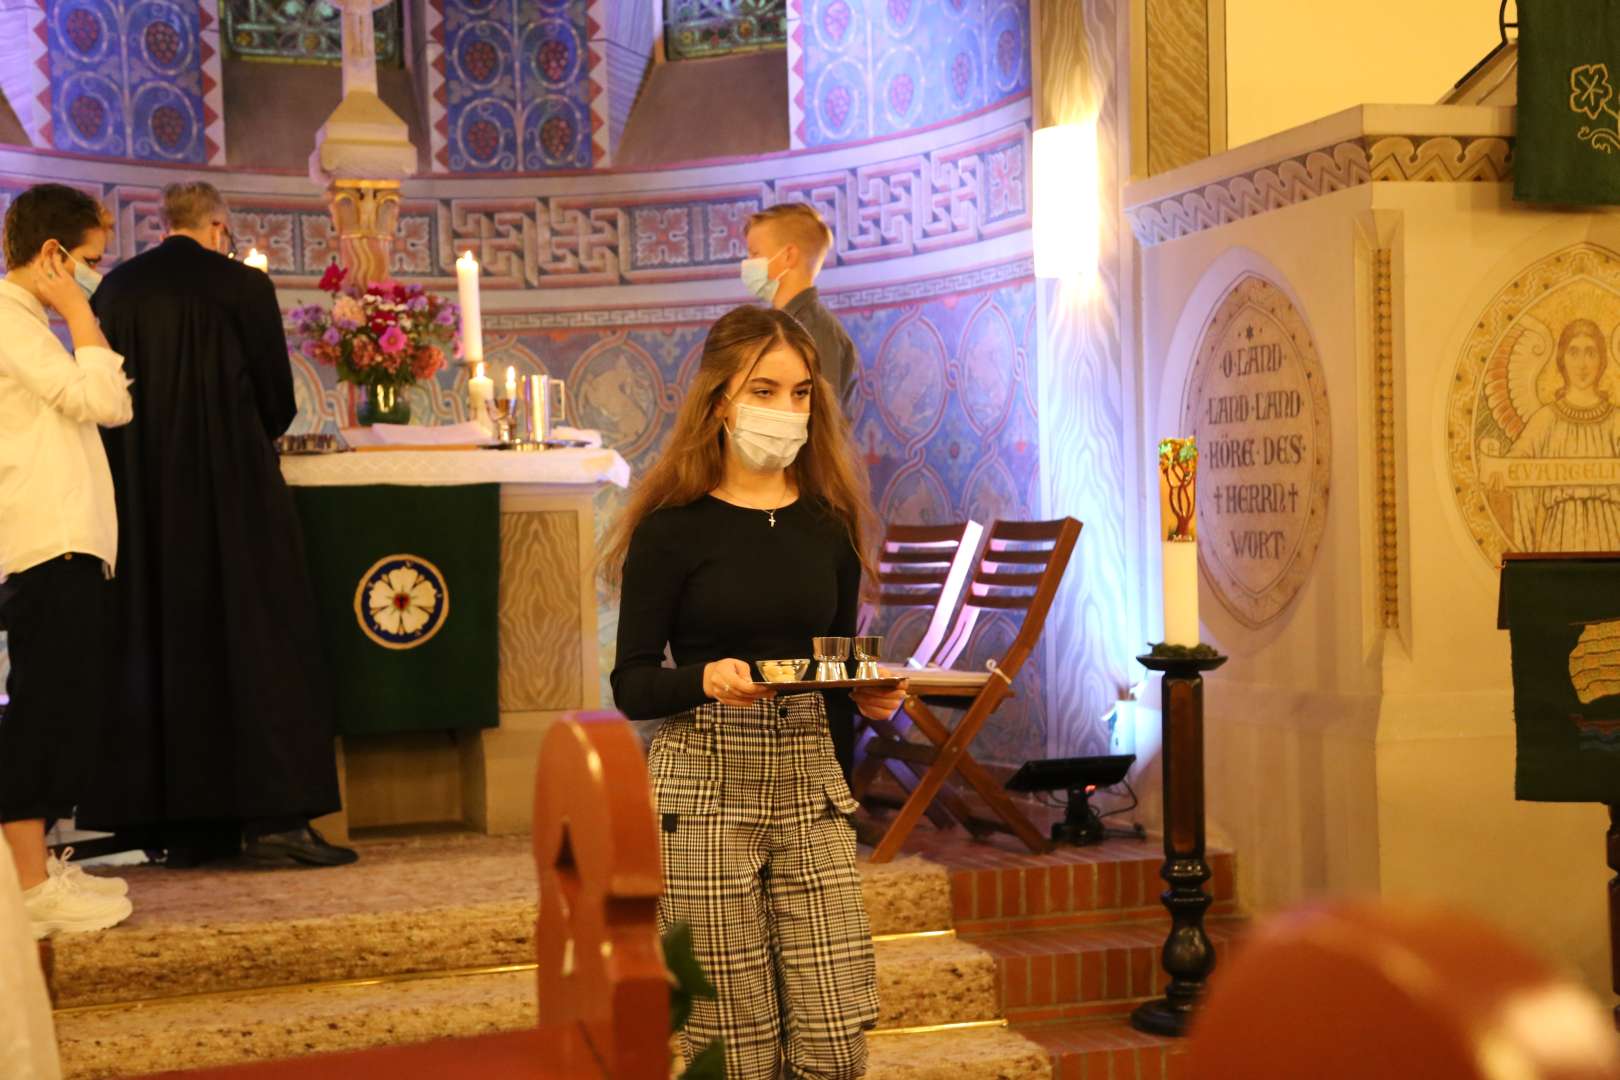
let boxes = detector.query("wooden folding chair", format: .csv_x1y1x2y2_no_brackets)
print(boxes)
856,520,985,664
861,517,1082,863
852,521,985,833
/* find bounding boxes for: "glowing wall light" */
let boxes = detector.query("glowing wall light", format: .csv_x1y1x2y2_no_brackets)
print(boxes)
1032,121,1101,283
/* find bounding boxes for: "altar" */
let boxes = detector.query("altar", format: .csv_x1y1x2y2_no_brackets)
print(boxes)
280,448,629,841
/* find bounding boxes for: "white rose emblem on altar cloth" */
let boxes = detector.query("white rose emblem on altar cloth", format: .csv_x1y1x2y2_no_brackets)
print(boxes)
353,555,450,650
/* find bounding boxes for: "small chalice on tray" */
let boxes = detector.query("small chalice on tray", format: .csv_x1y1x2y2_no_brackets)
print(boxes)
811,637,851,682
757,659,810,685
852,636,884,681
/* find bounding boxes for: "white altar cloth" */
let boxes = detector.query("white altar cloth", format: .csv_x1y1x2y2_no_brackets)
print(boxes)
280,448,631,489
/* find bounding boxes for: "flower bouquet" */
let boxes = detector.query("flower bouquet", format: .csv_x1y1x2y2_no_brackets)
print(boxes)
288,263,461,426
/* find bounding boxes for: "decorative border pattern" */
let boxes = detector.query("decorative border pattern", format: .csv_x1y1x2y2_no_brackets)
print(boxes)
583,0,609,167
198,0,224,165
424,0,450,169
1127,135,1514,248
0,115,1029,285
1373,247,1398,628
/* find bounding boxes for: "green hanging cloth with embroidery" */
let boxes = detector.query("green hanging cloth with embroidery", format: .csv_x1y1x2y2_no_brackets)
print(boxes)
1517,0,1620,204
293,484,500,736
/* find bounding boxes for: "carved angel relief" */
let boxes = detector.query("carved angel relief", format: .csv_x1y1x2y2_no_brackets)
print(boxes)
1450,245,1620,564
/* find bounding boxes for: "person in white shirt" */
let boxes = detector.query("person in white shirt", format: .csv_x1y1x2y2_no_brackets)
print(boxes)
0,183,135,938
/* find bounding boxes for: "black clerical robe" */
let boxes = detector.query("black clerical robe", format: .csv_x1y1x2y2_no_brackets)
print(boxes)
77,236,340,831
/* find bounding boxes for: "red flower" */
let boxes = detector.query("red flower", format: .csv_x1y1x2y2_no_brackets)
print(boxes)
368,315,394,335
318,262,348,293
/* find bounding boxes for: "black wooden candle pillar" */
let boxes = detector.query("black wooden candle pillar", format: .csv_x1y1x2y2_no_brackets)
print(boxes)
1130,651,1226,1038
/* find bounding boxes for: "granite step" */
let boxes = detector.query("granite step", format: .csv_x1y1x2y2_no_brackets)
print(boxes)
974,918,1244,1024
47,837,955,1009
54,969,540,1080
55,965,1039,1080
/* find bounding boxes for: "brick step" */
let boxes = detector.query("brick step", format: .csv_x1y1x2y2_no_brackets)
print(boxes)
941,842,1236,935
971,919,1243,1021
1019,1017,1193,1080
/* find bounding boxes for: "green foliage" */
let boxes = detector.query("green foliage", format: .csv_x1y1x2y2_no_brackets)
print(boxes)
663,923,725,1080
1147,641,1221,659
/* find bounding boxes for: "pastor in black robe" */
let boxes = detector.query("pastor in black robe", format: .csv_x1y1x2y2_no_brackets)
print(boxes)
78,235,341,835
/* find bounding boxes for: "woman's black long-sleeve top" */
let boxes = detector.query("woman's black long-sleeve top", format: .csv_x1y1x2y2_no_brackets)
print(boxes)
610,495,859,741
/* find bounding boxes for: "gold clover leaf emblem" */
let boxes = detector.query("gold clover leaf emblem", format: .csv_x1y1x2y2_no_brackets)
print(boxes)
1569,63,1620,153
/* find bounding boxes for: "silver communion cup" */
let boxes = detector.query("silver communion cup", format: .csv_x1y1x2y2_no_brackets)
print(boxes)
485,397,519,445
852,636,884,681
811,636,851,682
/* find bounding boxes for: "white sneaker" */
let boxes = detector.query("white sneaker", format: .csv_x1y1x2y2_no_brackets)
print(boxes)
48,847,129,898
23,875,133,939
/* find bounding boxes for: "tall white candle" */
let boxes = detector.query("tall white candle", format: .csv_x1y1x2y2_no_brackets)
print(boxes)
244,248,269,272
1159,438,1200,646
456,250,483,364
1162,542,1199,646
468,362,494,435
505,365,517,400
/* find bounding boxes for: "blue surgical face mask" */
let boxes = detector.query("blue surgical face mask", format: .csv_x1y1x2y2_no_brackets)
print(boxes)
740,248,787,304
71,257,102,299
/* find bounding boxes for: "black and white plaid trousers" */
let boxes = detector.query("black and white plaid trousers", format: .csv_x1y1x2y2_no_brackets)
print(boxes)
650,692,880,1080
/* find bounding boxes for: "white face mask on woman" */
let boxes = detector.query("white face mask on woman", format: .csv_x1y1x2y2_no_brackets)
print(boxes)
726,401,809,471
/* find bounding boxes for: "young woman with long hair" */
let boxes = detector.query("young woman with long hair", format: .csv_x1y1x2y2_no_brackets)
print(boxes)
606,305,903,1080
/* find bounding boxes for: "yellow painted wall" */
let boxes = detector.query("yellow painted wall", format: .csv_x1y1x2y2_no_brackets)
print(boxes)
1225,1,1504,148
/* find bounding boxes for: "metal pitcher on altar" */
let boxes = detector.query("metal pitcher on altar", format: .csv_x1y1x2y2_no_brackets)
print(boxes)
520,374,568,444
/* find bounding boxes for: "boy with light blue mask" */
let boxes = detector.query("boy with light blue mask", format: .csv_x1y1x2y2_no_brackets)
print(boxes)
0,183,134,939
741,202,859,403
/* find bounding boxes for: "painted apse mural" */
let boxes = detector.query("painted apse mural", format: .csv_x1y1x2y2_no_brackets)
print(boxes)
0,0,1061,764
788,0,1031,148
1450,243,1620,566
44,0,225,165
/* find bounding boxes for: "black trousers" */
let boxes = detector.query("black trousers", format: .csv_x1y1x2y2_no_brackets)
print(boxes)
0,554,107,823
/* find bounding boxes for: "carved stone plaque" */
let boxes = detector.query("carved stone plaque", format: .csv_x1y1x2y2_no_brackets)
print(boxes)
1448,243,1620,566
1180,273,1333,628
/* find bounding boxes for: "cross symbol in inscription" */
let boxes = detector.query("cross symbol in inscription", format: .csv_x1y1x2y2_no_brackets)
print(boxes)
1244,324,1255,341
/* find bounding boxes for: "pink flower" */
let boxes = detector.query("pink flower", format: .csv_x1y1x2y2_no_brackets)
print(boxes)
378,325,409,355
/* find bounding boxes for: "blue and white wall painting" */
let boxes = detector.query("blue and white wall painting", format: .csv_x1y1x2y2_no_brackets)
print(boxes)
44,0,225,165
436,0,604,171
788,0,1031,148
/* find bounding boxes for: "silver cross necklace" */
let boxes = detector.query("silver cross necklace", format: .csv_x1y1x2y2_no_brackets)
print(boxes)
715,485,791,527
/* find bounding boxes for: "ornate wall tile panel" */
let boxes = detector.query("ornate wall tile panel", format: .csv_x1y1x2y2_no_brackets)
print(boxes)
789,0,1030,149
45,0,214,164
441,0,598,172
33,116,1028,284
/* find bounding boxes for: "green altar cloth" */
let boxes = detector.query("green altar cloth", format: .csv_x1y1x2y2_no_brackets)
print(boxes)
1499,555,1620,802
293,484,500,736
1516,0,1620,205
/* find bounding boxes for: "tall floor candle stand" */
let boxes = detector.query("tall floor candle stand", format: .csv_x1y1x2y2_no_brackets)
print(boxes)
1130,651,1227,1038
